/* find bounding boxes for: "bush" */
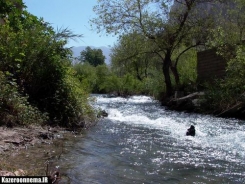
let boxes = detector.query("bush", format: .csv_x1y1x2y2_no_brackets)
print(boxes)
73,62,97,92
201,45,245,113
0,12,95,128
0,71,47,126
51,68,96,127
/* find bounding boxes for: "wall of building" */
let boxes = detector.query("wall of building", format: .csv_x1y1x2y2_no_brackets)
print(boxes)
197,49,227,83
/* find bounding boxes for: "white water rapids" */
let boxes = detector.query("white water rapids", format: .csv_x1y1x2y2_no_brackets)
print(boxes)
60,95,245,184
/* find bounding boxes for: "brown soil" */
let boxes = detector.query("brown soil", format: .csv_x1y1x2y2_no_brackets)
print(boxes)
0,125,66,154
0,125,78,177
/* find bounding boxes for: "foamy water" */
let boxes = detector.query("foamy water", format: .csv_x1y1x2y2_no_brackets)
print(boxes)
61,95,245,184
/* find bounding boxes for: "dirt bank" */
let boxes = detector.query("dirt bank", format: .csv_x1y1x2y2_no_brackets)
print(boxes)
0,125,79,177
0,125,62,153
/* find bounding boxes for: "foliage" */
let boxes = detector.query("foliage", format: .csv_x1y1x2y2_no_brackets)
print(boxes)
207,1,245,56
141,70,166,98
91,0,219,96
73,63,110,93
0,71,47,126
174,47,197,92
99,73,143,96
0,0,25,30
110,32,198,98
73,60,164,97
221,45,245,96
58,68,96,128
79,46,105,67
0,8,95,127
73,32,167,97
95,64,111,92
110,33,157,81
73,62,97,92
203,0,245,112
202,47,245,113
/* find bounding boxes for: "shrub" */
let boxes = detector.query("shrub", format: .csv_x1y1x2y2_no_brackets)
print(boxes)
0,12,95,128
0,71,47,126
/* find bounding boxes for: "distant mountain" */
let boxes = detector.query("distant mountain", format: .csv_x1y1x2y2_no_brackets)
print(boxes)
71,46,112,64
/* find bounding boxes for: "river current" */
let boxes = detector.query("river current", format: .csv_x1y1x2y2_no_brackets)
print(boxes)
60,95,245,184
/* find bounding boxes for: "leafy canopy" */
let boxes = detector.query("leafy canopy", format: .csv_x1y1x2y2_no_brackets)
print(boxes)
0,3,96,127
79,46,106,67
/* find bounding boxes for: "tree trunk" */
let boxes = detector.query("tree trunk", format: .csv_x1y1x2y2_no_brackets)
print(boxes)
135,67,142,81
162,51,173,97
170,65,180,86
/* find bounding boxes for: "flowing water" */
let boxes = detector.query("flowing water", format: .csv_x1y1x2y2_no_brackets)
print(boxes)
60,95,245,184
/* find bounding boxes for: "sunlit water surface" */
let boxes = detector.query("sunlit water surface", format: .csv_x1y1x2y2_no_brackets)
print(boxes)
60,95,245,184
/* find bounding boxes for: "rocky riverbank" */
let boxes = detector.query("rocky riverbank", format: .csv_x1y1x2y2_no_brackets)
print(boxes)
0,125,66,154
0,125,80,178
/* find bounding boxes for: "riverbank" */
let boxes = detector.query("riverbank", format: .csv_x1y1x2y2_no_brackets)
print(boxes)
0,125,81,177
162,92,245,120
0,125,62,154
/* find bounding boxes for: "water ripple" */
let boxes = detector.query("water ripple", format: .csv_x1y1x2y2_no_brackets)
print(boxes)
60,95,245,184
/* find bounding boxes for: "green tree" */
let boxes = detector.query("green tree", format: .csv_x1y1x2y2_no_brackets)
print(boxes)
208,0,245,57
91,0,217,97
73,62,97,92
0,8,95,127
73,62,111,93
95,64,110,92
207,0,245,88
79,46,106,67
111,33,156,81
0,0,24,27
99,73,143,96
203,0,245,111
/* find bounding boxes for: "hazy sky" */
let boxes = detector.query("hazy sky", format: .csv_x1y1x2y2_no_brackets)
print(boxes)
23,0,117,48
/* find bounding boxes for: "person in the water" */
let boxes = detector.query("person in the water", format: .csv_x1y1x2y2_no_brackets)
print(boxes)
186,125,195,136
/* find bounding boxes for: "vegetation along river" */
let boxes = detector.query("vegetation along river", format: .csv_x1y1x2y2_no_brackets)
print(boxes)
59,95,245,184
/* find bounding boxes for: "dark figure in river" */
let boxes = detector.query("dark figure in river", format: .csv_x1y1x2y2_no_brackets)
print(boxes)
186,125,195,136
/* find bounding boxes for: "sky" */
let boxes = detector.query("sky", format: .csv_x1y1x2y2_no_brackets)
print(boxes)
23,0,117,48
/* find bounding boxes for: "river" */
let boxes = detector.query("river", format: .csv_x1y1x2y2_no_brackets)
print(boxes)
59,95,245,184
